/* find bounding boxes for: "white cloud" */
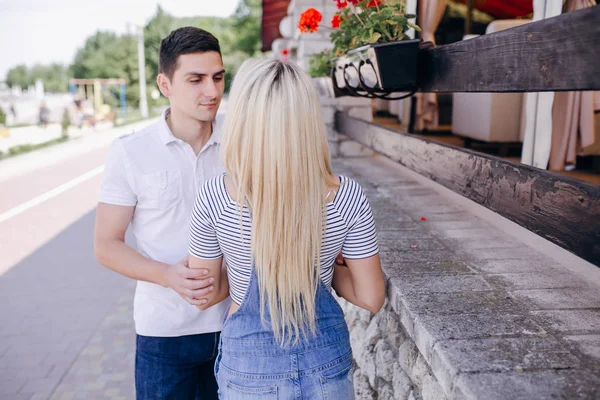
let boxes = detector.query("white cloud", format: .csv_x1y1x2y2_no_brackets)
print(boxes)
0,0,240,79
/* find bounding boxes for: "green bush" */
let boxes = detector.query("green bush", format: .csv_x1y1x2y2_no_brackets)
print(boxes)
61,108,70,137
308,49,335,78
0,107,6,125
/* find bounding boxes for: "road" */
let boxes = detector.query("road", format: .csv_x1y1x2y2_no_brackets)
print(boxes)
0,119,155,400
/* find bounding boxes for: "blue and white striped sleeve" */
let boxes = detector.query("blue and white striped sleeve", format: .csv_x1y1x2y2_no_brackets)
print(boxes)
342,187,379,259
189,185,222,259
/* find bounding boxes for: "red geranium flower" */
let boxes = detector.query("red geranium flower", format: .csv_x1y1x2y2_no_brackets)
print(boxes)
298,8,322,33
366,0,381,6
334,0,347,9
331,14,342,29
282,49,289,55
348,0,360,5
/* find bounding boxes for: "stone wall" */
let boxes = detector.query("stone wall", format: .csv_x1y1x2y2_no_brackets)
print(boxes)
339,298,447,400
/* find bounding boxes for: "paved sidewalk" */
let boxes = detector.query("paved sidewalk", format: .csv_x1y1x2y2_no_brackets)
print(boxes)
0,119,156,184
0,210,136,400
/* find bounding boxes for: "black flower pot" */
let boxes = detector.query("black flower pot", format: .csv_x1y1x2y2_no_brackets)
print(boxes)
332,39,421,97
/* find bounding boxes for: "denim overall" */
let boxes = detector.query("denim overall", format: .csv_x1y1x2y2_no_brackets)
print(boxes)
214,267,355,400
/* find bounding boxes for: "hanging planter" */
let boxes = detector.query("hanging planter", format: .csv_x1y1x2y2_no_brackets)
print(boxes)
300,0,421,99
332,39,421,97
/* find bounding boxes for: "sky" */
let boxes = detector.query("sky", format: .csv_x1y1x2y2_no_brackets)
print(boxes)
0,0,240,79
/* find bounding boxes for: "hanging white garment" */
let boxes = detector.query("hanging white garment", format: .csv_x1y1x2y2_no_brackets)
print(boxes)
521,0,563,168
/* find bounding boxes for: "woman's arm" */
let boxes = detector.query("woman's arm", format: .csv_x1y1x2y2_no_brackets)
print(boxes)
188,256,230,311
332,254,385,313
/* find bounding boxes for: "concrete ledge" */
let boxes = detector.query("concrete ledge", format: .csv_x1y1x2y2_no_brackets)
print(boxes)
333,154,600,399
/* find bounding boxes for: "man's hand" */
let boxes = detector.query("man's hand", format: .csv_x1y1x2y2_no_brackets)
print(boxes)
163,256,214,306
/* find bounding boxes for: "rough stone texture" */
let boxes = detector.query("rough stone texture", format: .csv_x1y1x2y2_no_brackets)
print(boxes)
564,335,600,364
332,154,600,399
453,370,600,400
340,298,440,400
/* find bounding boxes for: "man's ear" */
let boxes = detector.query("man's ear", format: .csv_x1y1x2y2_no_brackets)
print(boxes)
157,73,171,98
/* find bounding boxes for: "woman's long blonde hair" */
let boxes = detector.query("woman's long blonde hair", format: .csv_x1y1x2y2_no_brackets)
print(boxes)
221,58,339,345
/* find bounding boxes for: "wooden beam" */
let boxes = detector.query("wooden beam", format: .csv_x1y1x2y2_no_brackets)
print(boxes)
335,112,600,266
418,6,600,93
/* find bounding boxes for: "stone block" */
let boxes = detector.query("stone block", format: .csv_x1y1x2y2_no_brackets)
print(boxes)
398,340,419,377
325,126,340,142
417,313,546,342
401,291,521,317
338,139,375,158
376,382,396,400
564,335,600,363
383,261,477,278
353,371,376,400
346,106,373,122
509,288,600,309
422,373,447,400
321,105,336,125
381,248,466,264
470,259,561,274
440,237,523,250
487,272,586,290
411,354,430,389
374,339,396,383
392,363,413,400
531,309,600,333
390,275,491,295
378,239,446,253
435,228,502,240
433,337,580,377
454,370,600,400
380,311,406,349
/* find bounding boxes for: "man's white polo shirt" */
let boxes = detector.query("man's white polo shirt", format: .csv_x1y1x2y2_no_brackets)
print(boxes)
99,109,229,337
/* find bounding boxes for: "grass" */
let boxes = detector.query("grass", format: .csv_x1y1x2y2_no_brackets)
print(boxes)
0,134,69,160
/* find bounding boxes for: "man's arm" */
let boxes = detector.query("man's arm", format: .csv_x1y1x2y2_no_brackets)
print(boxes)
94,203,214,306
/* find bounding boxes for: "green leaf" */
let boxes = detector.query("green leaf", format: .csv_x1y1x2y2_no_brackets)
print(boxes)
366,32,381,44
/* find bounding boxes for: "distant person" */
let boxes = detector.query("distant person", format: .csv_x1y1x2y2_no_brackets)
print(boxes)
9,103,17,122
38,101,50,128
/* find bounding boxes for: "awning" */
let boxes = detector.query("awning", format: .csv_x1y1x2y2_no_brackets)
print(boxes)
261,0,291,52
454,0,533,19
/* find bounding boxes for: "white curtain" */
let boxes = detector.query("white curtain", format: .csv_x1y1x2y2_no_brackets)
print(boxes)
521,0,564,168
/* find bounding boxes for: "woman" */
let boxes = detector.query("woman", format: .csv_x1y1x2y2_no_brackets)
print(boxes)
188,58,385,399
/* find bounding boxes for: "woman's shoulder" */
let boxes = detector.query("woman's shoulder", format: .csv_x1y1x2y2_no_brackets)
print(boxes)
198,173,228,199
334,175,366,201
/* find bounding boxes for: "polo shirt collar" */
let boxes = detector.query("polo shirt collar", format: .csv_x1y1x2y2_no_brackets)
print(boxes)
158,108,221,147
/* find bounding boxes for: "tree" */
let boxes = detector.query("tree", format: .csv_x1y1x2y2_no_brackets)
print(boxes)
29,63,69,92
5,65,30,89
5,63,69,93
71,31,141,104
144,6,178,86
230,0,262,57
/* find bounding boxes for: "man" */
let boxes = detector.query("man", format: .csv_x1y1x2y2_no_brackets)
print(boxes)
94,27,229,399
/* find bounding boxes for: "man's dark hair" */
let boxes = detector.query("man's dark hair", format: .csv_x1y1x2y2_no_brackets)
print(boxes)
159,27,221,79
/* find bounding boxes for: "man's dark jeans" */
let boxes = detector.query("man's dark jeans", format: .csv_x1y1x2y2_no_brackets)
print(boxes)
135,332,220,400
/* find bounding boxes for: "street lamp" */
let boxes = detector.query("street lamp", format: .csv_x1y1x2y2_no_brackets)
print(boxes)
136,25,149,119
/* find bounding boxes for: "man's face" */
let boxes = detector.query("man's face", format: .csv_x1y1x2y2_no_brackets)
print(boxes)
158,51,225,123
